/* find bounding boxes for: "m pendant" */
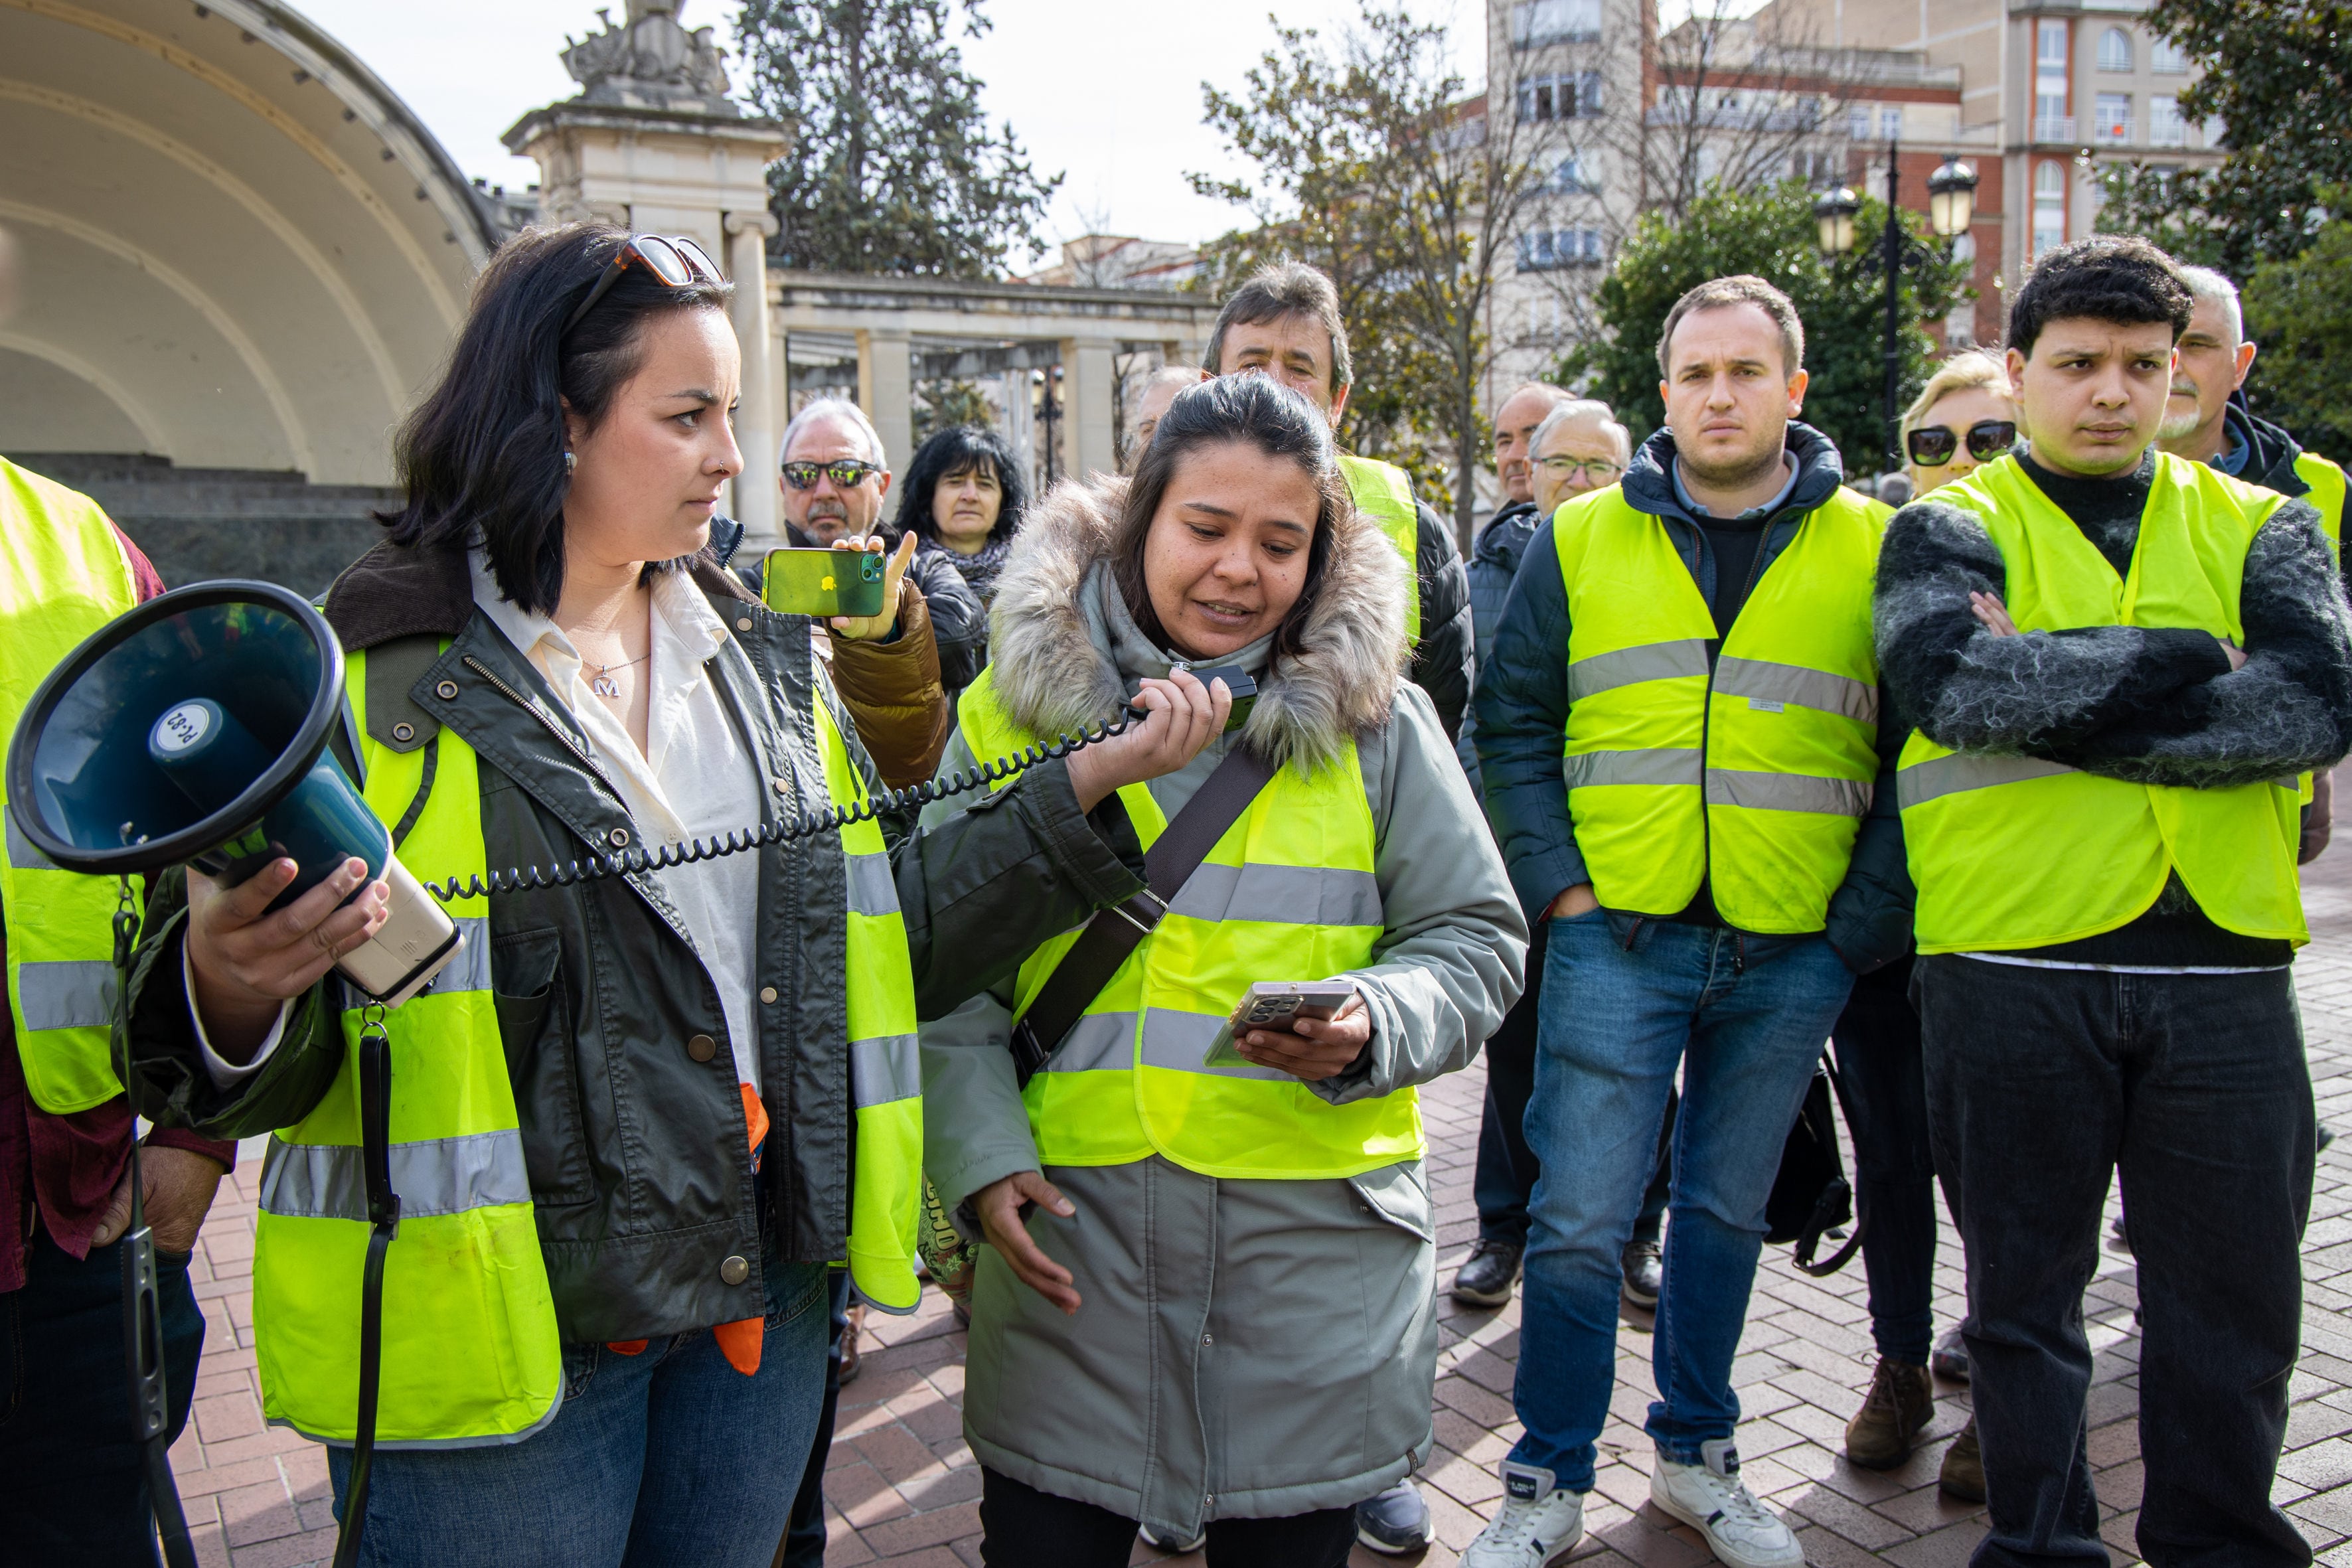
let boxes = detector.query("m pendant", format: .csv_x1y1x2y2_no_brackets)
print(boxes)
591,674,621,698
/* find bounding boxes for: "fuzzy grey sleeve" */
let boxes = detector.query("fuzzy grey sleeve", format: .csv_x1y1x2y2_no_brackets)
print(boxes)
2049,501,2352,787
1874,499,2234,754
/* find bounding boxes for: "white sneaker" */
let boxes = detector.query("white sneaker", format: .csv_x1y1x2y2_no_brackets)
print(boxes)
1462,1462,1586,1568
1649,1441,1804,1568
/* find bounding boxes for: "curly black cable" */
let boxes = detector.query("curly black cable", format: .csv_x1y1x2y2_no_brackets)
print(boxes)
418,712,1137,902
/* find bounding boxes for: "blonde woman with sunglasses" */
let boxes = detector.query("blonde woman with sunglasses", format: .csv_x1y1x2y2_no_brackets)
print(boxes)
1900,352,2017,496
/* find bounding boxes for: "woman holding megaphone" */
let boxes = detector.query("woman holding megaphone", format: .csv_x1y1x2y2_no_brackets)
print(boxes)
114,222,1231,1565
917,376,1526,1567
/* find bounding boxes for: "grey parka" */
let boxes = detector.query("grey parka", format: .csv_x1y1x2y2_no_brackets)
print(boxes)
919,479,1527,1537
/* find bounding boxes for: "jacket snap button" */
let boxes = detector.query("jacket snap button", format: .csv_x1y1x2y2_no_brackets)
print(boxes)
435,680,458,700
390,721,416,742
1202,1333,1213,1345
759,986,778,1004
608,827,631,848
686,1034,718,1062
771,777,789,793
736,617,753,632
720,1255,749,1285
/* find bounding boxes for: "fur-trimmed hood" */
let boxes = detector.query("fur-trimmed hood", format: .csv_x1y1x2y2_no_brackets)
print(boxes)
984,474,1410,772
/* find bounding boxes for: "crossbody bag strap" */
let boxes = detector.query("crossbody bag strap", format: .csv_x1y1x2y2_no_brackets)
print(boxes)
1009,742,1281,1087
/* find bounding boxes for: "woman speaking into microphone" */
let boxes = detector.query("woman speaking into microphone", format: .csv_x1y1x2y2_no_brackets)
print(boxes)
111,222,1227,1565
921,375,1526,1567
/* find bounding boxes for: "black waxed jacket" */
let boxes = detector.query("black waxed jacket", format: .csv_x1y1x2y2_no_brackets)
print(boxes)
117,540,1144,1343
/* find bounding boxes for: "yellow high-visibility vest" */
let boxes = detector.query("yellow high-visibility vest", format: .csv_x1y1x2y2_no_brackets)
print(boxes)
1554,482,1889,933
956,671,1422,1179
0,458,141,1113
1897,453,2306,953
1338,454,1420,643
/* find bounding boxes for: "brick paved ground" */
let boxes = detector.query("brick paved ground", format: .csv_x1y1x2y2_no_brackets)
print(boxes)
167,836,2352,1567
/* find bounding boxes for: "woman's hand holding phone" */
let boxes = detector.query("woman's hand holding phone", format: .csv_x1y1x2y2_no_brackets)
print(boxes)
1235,992,1370,1082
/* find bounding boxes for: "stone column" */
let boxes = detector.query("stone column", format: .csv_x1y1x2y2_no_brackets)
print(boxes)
857,327,915,476
724,210,783,549
1063,335,1119,481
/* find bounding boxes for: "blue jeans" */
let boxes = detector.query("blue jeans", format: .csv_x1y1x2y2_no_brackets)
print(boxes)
329,1261,830,1567
1510,913,1853,1489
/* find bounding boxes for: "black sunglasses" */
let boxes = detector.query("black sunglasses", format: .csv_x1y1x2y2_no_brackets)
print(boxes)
1907,419,2016,467
782,459,884,491
564,234,724,337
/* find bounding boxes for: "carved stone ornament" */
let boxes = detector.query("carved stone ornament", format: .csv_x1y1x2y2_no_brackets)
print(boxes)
561,0,738,117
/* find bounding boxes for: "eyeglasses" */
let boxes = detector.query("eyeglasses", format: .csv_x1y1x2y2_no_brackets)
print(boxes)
1538,455,1624,484
782,459,884,491
1907,420,2016,467
564,234,724,336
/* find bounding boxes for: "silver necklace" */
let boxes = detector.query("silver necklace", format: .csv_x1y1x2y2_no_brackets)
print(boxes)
588,649,651,698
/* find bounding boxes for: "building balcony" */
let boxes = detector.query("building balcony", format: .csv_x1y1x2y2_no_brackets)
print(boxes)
2034,114,2077,143
2091,117,2133,144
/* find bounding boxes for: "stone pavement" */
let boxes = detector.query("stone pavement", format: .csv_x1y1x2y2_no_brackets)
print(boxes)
166,839,2352,1567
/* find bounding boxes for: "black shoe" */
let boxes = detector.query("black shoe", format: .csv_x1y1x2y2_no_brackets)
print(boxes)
1620,1237,1662,1310
1356,1478,1435,1554
2322,1122,2337,1154
1930,1326,1969,1382
1451,1237,1524,1306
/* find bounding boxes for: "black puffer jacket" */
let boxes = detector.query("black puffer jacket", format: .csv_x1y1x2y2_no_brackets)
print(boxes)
119,541,1144,1343
1405,498,1474,743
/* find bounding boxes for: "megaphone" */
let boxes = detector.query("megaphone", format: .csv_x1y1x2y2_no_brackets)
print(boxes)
7,580,461,1006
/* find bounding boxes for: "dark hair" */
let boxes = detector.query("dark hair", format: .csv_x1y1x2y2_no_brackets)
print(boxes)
1111,374,1352,663
1656,274,1804,378
1205,260,1354,393
2006,235,2193,360
378,223,733,613
890,424,1026,548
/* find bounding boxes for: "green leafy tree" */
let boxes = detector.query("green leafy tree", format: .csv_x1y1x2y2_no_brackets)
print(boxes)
912,379,996,447
2240,195,2352,462
737,0,1060,276
2098,1,2352,277
1561,181,1970,476
1191,7,1544,538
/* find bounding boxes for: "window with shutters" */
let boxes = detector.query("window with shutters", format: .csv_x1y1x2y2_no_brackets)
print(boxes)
1517,72,1605,121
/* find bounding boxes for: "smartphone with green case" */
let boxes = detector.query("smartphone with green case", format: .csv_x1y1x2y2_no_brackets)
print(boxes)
762,546,888,619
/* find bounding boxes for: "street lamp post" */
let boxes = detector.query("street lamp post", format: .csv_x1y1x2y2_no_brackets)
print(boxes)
1814,142,1979,472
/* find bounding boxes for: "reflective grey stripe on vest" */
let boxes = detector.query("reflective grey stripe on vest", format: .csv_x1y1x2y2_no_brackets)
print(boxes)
5,814,57,871
851,1033,919,1107
419,917,491,998
1032,1011,1137,1073
1169,864,1383,927
15,961,114,1032
1897,754,2078,810
258,1127,529,1221
1140,1008,1296,1083
1713,658,1879,726
1705,770,1873,817
845,852,900,918
1563,748,1703,789
1567,639,1711,702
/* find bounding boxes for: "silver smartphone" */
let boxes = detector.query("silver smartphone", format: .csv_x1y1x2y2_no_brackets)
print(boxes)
1201,982,1360,1068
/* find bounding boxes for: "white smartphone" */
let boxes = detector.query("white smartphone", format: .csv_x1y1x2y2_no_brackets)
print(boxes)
1201,982,1360,1068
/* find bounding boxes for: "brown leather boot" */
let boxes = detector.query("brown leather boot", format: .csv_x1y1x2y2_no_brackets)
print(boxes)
1939,1417,1986,1502
1843,1356,1934,1469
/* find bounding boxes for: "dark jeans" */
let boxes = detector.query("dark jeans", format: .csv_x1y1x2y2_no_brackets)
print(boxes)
977,1469,1354,1567
776,1271,852,1568
1832,954,1956,1366
0,1227,204,1567
1476,923,1676,1250
1915,957,2313,1568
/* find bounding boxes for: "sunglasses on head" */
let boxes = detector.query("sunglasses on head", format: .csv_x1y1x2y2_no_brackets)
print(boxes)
1907,420,2016,467
782,459,884,491
564,234,724,337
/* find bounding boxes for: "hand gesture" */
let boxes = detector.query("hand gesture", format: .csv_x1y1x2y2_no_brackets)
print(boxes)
187,856,388,1059
828,531,918,642
1065,668,1233,813
969,1170,1081,1314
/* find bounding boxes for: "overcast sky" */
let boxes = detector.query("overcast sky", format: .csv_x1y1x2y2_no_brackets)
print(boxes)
297,0,1482,254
